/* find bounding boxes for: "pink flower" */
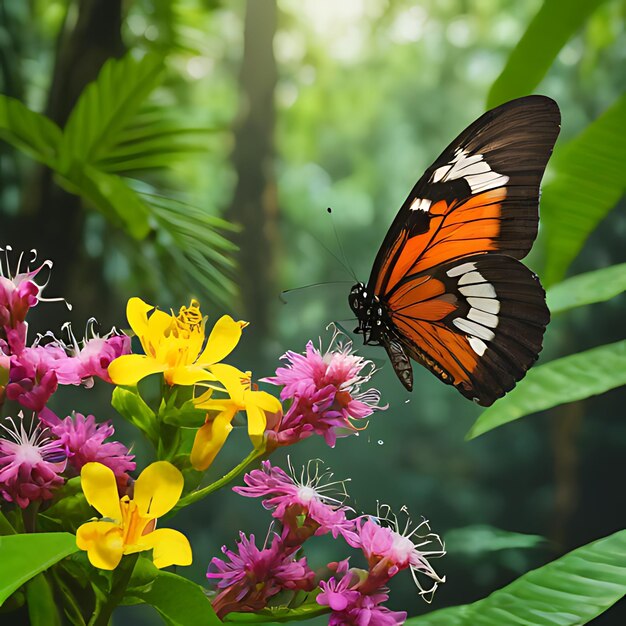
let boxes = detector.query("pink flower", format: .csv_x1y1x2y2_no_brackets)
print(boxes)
55,322,131,386
5,346,63,412
0,414,66,508
234,460,354,546
0,248,54,354
317,560,407,626
41,410,135,487
344,508,445,597
263,330,384,447
207,532,315,618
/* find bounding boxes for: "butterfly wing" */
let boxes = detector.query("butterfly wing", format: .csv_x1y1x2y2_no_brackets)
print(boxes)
364,95,559,402
370,95,560,297
386,253,549,405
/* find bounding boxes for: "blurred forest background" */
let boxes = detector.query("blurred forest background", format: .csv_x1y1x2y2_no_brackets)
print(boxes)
1,0,625,624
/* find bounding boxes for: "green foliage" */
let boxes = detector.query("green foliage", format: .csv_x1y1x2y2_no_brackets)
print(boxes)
0,96,62,167
0,532,79,604
541,93,626,286
124,569,221,625
111,386,159,446
468,340,626,439
547,263,626,314
487,0,608,107
26,574,62,626
444,525,545,556
406,529,626,625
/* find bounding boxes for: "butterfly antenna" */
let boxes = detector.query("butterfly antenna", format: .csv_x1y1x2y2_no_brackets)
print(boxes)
327,207,359,282
280,281,353,304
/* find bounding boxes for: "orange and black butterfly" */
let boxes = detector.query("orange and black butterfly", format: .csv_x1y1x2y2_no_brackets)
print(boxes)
349,95,560,406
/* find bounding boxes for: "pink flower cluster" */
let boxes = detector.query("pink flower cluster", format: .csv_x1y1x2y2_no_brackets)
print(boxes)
0,249,130,412
263,330,385,447
0,248,135,508
207,461,445,623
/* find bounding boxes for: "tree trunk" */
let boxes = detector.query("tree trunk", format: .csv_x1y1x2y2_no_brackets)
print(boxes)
226,0,279,351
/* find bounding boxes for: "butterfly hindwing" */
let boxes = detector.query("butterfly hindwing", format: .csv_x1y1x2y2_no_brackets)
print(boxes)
386,253,549,406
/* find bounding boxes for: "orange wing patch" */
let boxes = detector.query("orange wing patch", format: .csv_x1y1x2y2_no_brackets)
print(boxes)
381,188,506,295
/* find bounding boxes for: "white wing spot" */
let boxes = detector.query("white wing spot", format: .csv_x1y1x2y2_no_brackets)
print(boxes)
459,283,497,298
469,336,488,356
431,148,509,193
453,317,495,341
458,271,485,286
467,297,500,314
446,262,477,278
468,308,499,329
409,197,432,212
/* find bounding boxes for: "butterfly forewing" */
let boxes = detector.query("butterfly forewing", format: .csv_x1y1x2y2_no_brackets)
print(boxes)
352,95,560,404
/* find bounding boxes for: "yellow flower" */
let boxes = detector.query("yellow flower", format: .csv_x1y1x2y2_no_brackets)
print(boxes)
76,461,192,570
108,297,246,387
190,363,282,471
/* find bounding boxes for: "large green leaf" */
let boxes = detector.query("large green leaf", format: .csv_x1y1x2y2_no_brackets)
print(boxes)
57,165,151,239
58,53,164,170
487,0,608,107
468,340,626,439
26,573,62,626
0,95,62,167
406,529,626,625
0,532,79,605
547,263,626,314
124,570,221,626
541,94,626,286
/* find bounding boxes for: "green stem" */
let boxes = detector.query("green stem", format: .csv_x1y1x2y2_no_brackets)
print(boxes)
173,447,265,512
89,553,139,626
22,501,40,533
224,605,330,623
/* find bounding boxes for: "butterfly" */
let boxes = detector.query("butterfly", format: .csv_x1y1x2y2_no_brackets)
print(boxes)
348,95,560,406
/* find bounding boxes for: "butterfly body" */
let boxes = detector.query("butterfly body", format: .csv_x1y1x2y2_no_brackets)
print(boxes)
349,95,560,406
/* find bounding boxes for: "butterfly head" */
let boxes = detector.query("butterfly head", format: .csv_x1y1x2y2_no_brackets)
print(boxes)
349,282,386,344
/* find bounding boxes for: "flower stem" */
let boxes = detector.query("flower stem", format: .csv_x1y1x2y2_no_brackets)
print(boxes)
173,447,266,512
89,553,139,626
22,501,40,533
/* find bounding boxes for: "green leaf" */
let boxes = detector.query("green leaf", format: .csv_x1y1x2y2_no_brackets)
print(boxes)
0,532,79,605
444,525,545,557
27,573,61,626
57,165,151,240
59,53,165,169
41,477,92,533
547,263,626,314
160,397,207,428
224,604,328,623
541,94,626,286
468,340,626,439
111,386,159,446
124,570,220,625
406,529,626,625
0,511,16,535
487,0,608,107
0,95,62,167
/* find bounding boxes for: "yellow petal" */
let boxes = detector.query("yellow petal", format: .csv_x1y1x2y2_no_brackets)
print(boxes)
108,354,166,386
126,298,153,337
197,316,244,366
251,390,282,414
190,411,234,471
81,463,121,521
133,462,184,518
167,365,217,387
208,363,246,404
141,528,192,568
76,521,124,570
246,403,268,446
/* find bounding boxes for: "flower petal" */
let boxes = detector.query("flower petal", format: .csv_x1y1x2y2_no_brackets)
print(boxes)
190,411,235,471
133,461,184,518
197,316,245,366
167,365,217,387
108,354,166,386
141,528,192,568
126,297,153,337
208,363,246,404
246,403,267,447
81,463,122,521
76,521,124,570
252,390,282,414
